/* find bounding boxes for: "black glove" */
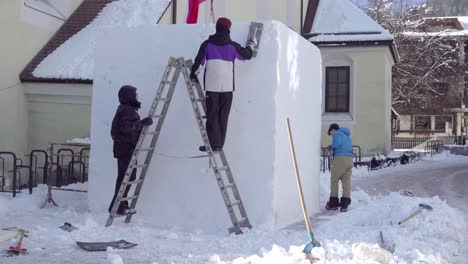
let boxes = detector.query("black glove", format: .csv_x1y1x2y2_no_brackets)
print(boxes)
141,117,153,126
190,72,199,83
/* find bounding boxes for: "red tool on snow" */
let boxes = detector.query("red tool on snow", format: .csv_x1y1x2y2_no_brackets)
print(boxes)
8,229,28,255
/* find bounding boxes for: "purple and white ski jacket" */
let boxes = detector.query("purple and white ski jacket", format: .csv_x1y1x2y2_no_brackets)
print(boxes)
191,32,253,92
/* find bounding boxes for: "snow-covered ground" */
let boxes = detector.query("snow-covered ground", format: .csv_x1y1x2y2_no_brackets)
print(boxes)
0,152,466,263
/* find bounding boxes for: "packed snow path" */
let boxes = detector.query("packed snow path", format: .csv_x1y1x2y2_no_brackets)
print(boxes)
354,156,468,262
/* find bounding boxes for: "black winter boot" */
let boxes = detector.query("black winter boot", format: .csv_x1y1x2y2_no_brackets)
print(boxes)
340,197,351,212
326,197,340,210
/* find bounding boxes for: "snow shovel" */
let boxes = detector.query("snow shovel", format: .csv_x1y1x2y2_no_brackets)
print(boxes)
398,203,433,225
286,118,320,261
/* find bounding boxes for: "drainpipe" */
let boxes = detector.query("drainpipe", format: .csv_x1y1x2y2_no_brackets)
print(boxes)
172,0,177,24
300,0,304,35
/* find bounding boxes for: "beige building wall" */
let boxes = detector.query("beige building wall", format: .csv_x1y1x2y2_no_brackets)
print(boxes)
320,46,394,154
159,0,307,33
0,0,82,187
23,83,92,151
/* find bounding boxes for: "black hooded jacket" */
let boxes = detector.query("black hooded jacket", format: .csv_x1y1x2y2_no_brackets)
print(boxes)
110,85,144,157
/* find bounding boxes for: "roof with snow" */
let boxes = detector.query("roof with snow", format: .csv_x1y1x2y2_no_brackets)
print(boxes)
303,0,393,44
21,0,171,83
405,16,468,38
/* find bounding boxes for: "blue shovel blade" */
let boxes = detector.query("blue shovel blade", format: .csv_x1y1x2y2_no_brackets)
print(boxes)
303,232,321,254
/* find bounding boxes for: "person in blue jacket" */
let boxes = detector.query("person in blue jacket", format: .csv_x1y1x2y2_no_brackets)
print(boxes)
326,123,353,212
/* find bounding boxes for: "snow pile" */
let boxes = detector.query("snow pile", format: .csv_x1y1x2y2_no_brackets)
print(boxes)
107,248,124,264
1,176,464,263
89,21,322,231
422,150,468,161
33,0,171,79
309,0,393,42
66,137,91,144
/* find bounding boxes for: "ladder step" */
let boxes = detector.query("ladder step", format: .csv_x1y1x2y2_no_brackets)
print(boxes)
120,195,138,201
162,81,175,85
221,184,234,189
193,98,204,102
130,164,148,168
229,201,241,207
215,166,229,172
237,217,248,224
137,148,154,152
158,98,169,102
125,180,144,185
143,131,160,135
152,115,164,118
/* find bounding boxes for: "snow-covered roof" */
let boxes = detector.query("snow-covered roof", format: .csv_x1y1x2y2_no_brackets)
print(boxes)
32,0,171,80
308,0,393,43
404,16,468,38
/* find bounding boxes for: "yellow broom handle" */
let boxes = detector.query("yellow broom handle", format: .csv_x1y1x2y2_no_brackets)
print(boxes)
286,118,313,234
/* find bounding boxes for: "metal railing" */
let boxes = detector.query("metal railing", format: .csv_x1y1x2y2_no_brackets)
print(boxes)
425,140,444,157
392,137,432,149
0,145,90,197
321,145,363,172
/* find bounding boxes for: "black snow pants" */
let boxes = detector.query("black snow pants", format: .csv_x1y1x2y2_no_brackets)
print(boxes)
205,91,233,149
108,149,136,213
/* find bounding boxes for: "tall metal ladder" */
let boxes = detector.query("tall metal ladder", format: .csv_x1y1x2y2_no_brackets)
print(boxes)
106,57,251,235
106,57,180,227
180,59,251,234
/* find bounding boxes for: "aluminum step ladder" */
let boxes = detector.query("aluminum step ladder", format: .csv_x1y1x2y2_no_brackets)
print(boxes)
106,57,251,235
180,58,251,234
106,57,180,227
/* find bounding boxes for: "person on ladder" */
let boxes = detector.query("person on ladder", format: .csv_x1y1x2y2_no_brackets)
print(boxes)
190,17,256,152
109,85,153,215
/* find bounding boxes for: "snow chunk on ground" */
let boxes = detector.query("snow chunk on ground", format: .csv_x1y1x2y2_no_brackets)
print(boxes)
107,247,124,264
33,0,171,80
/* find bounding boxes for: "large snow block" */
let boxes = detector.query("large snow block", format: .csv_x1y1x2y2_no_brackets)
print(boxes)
90,21,322,231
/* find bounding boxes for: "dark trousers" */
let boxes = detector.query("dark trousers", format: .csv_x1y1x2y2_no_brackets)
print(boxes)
108,152,136,213
205,91,233,149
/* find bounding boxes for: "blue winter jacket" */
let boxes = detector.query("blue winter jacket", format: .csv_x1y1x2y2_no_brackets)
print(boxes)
331,128,353,157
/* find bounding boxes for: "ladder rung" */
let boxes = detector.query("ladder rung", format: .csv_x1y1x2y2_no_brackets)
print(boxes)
215,167,229,171
221,184,234,189
237,217,248,224
162,81,175,85
130,164,148,168
229,201,241,207
152,115,164,118
158,98,169,102
120,195,138,201
137,148,154,152
125,180,144,185
193,98,204,102
143,131,160,135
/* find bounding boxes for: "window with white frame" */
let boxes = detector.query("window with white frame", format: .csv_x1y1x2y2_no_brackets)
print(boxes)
325,66,350,113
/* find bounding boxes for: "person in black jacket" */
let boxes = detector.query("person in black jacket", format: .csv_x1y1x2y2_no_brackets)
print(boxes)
190,17,256,152
109,85,153,215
